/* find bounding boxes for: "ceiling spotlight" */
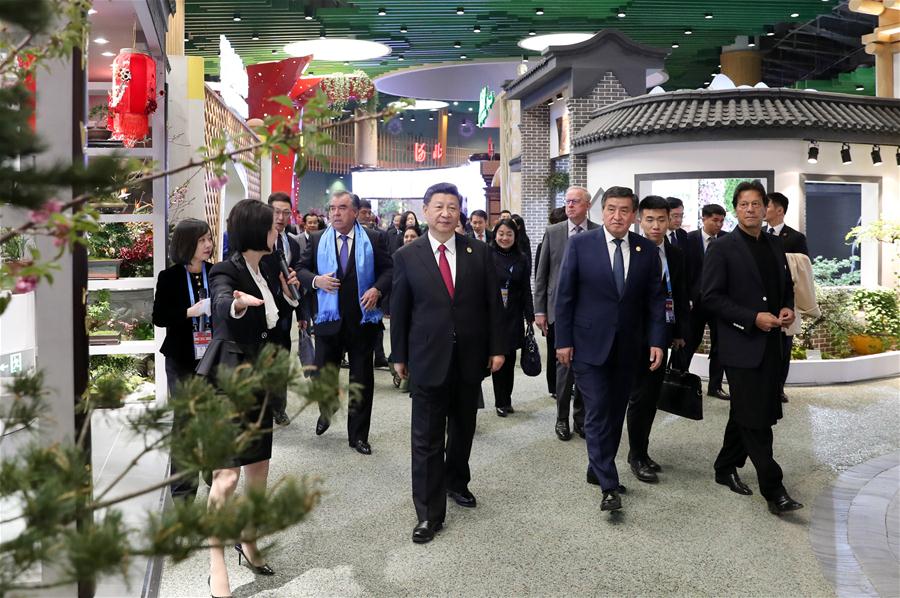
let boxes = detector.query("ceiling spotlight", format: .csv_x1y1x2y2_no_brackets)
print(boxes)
343,61,350,66
468,106,473,111
319,29,327,39
855,84,865,91
400,24,408,33
684,28,693,35
271,49,277,54
522,55,528,62
790,12,800,18
453,101,459,106
456,7,465,15
547,99,554,106
377,7,386,16
765,26,775,36
398,55,404,61
93,37,109,44
460,54,467,59
807,141,819,164
251,32,260,40
448,111,453,116
233,11,241,21
871,145,883,166
454,41,461,48
473,24,481,32
535,8,544,15
748,39,756,47
101,51,115,57
429,115,434,121
184,33,190,42
528,30,536,36
703,81,710,86
304,9,313,20
704,13,713,19
616,8,626,18
841,143,852,165
671,42,680,48
410,116,416,122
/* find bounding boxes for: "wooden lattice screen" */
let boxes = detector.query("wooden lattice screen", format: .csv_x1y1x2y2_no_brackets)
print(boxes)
203,84,261,256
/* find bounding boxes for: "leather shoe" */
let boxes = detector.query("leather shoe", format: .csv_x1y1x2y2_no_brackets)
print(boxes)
715,471,753,495
350,439,372,455
412,520,443,543
555,421,571,441
708,388,731,401
586,469,626,493
601,490,622,511
573,422,585,438
768,493,803,515
646,456,662,472
629,459,659,483
273,410,291,426
373,357,389,369
315,417,330,436
780,392,789,403
447,488,477,508
495,406,510,417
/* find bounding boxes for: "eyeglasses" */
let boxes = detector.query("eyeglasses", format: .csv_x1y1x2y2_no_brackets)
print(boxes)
563,199,584,206
273,209,292,217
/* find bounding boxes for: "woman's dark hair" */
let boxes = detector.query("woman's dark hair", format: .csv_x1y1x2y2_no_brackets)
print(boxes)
490,218,521,254
227,199,274,253
169,218,211,265
510,214,529,239
403,225,421,238
400,210,421,235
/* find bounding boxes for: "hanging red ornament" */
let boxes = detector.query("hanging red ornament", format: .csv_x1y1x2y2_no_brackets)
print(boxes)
107,49,157,147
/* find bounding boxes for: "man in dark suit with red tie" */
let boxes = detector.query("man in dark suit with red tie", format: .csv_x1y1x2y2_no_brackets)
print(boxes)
391,182,506,544
555,186,666,512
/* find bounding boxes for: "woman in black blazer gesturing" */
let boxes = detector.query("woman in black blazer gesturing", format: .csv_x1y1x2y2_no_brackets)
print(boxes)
202,199,300,598
489,219,535,417
152,218,214,501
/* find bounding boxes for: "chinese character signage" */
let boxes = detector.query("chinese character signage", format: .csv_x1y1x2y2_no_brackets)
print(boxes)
477,85,495,128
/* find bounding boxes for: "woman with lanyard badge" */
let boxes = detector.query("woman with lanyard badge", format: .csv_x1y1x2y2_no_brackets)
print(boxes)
152,218,214,502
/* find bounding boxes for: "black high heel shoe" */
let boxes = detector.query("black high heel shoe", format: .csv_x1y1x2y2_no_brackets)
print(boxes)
208,575,232,598
234,543,275,575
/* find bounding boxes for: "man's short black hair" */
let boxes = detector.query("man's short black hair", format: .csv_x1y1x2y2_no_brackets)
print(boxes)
548,206,566,224
601,186,638,211
767,191,789,213
701,203,727,218
267,192,291,207
169,218,211,265
500,209,512,216
424,182,462,205
470,209,488,220
227,199,273,253
732,180,768,209
639,195,670,214
358,198,372,210
666,196,684,210
332,190,359,210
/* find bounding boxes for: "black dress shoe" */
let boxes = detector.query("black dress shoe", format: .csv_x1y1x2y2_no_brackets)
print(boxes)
573,422,585,438
708,388,731,401
780,392,789,403
645,456,662,472
505,406,515,414
601,490,622,511
715,471,753,495
767,493,803,515
351,439,372,455
630,459,659,483
412,520,443,543
447,488,477,508
550,393,556,399
273,410,291,426
555,421,571,441
315,417,330,436
495,406,509,417
374,357,389,369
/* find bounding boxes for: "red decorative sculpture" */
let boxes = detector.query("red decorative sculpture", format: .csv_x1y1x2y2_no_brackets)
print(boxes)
107,50,157,147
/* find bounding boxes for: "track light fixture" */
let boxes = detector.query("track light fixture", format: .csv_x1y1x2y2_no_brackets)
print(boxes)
807,141,819,164
841,143,852,165
871,145,882,166
232,11,241,21
377,7,386,16
304,9,313,20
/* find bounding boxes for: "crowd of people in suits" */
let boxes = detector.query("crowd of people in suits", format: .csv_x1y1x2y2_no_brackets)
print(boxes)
152,179,811,596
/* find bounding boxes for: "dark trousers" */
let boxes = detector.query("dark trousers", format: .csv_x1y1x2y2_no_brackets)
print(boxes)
556,359,583,427
410,349,480,522
572,337,637,491
780,332,792,392
374,325,387,363
626,346,668,463
315,324,376,443
545,323,557,394
683,305,725,392
490,350,517,408
166,357,200,501
714,415,785,500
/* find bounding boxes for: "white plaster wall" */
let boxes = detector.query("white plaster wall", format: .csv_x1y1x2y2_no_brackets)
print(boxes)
167,56,207,224
586,138,899,287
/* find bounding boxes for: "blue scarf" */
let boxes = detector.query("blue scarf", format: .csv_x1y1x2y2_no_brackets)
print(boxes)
315,221,383,325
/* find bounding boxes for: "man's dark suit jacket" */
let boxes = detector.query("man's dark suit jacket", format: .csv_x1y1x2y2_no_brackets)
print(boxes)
261,233,304,337
555,229,666,366
662,241,691,344
701,230,794,370
296,227,392,336
668,227,688,248
684,229,727,305
773,224,809,256
152,261,214,367
467,229,493,244
390,233,505,386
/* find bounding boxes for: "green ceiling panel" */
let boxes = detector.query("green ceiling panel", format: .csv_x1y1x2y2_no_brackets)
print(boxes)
184,0,847,91
794,66,875,96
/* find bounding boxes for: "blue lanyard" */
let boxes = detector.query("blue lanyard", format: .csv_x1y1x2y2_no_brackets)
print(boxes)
660,250,672,296
185,263,209,330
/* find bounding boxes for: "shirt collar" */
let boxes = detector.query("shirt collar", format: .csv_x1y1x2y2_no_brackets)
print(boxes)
767,222,785,235
603,226,629,246
569,218,587,233
702,229,716,242
335,226,355,240
428,232,456,255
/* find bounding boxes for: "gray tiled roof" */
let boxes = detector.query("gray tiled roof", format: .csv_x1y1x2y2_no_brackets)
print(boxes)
573,88,900,153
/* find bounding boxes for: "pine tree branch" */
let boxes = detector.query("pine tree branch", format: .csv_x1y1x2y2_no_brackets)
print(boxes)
93,433,169,503
88,471,191,512
0,33,35,74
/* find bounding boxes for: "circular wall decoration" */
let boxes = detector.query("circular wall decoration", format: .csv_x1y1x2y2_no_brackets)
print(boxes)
387,118,403,136
459,118,475,138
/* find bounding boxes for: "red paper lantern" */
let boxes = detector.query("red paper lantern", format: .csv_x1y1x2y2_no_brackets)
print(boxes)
107,50,157,147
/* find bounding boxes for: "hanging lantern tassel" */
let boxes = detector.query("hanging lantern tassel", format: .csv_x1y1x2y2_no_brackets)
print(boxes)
107,49,157,147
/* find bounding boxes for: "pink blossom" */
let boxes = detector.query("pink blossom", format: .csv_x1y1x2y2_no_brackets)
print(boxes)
45,199,64,213
14,275,38,294
207,174,229,191
29,209,50,224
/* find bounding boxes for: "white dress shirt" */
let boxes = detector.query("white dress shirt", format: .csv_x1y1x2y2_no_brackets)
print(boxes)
568,218,588,238
428,231,457,284
278,230,292,263
474,231,487,243
667,230,678,245
656,241,669,281
336,227,355,257
230,262,297,328
702,230,718,252
766,222,785,235
603,227,630,281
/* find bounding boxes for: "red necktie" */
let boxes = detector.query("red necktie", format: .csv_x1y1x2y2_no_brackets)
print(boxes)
438,244,454,299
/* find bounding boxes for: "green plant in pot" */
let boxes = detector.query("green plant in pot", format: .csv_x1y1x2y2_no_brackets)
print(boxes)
849,287,900,354
87,103,111,142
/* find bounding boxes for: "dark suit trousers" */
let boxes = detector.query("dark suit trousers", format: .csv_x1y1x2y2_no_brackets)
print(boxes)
545,323,557,394
410,348,480,522
684,306,725,392
315,323,376,443
556,360,584,426
166,357,199,501
491,350,516,408
572,336,637,491
714,416,785,500
626,346,668,462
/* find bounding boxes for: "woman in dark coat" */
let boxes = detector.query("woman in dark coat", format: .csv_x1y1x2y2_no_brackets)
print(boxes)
510,213,533,273
202,199,300,598
152,218,214,502
489,219,534,417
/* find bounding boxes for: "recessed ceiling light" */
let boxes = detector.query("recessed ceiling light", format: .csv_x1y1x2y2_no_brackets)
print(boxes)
528,30,536,36
671,42,679,48
271,49,277,54
410,116,415,122
284,38,391,61
765,26,775,36
320,30,327,39
468,106,473,111
704,13,713,19
343,61,349,66
790,12,799,17
233,12,241,21
617,8,626,18
184,33,190,42
251,32,260,40
535,8,544,15
456,7,465,15
460,54,467,59
377,7,386,16
429,115,434,120
856,84,865,91
400,24,408,32
101,51,115,57
453,101,459,106
304,9,313,20
93,37,109,44
685,28,693,35
518,32,593,52
448,111,453,116
88,8,98,15
748,40,756,47
453,41,461,48
398,55,404,61
473,24,481,32
522,55,528,62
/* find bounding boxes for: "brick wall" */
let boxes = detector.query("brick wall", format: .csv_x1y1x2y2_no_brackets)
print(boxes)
566,72,628,188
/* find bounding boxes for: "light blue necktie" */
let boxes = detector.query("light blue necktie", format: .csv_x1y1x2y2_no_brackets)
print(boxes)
613,238,625,298
339,234,349,274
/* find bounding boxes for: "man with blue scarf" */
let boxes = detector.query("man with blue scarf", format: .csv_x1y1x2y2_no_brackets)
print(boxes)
297,191,393,455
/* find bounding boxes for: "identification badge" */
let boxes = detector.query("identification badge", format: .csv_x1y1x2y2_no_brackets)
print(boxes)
665,297,676,323
500,287,509,308
193,330,212,360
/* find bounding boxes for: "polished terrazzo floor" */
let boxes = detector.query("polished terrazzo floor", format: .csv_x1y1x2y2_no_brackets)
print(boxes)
158,347,899,598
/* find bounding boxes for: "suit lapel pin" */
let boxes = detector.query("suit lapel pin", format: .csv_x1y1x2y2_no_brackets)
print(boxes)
466,246,473,253
635,245,642,252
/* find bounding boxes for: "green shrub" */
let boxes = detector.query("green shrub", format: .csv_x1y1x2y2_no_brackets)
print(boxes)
852,287,900,337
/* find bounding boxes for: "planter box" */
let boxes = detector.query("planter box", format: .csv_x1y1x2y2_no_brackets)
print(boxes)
89,331,121,346
690,351,900,386
88,258,122,280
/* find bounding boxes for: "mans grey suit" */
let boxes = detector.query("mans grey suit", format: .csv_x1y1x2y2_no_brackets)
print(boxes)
534,219,600,437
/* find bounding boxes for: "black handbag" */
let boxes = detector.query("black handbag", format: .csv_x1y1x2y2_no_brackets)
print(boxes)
520,323,542,377
657,350,703,420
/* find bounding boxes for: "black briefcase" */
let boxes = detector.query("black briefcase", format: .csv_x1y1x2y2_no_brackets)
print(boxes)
520,323,542,377
657,351,703,421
